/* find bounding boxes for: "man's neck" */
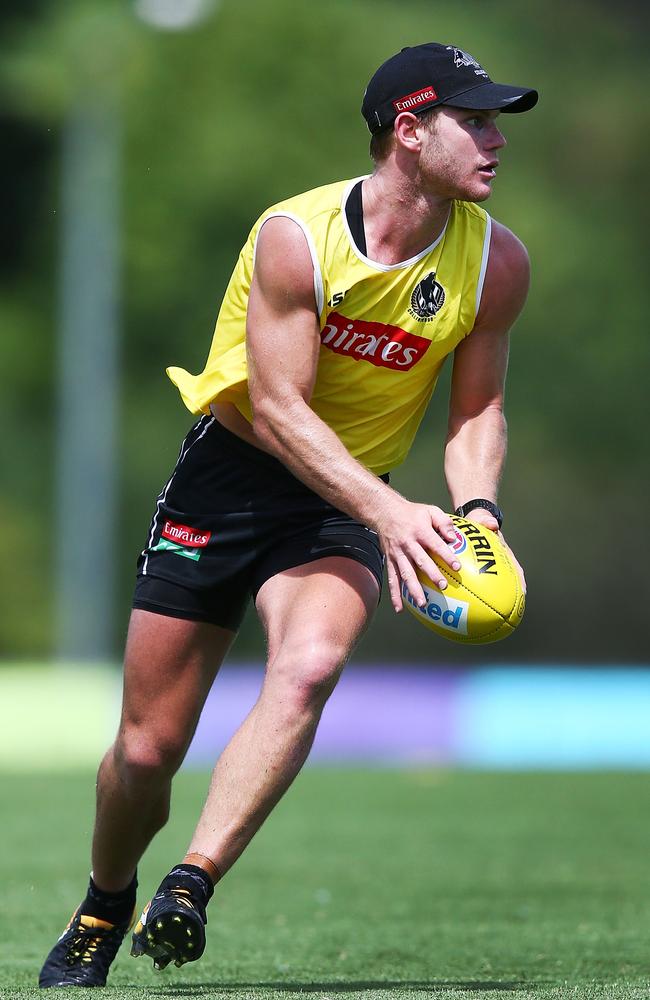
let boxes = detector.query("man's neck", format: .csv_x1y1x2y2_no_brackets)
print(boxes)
361,168,452,266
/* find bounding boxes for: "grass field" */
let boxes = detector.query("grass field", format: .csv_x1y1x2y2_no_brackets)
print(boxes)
2,769,649,999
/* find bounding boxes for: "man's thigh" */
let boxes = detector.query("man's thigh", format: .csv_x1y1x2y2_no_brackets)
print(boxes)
255,556,380,670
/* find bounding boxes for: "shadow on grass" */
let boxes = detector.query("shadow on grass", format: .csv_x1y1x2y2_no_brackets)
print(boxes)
144,980,535,994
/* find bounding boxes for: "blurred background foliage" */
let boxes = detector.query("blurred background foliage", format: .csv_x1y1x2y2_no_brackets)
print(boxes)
1,0,648,663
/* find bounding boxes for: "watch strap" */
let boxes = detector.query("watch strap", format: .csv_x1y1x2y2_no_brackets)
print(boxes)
454,498,503,529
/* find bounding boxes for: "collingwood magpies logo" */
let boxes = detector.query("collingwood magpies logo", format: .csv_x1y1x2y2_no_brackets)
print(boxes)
409,271,446,321
446,46,489,78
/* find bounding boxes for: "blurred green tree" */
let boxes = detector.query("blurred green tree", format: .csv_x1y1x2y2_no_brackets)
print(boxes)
1,0,648,661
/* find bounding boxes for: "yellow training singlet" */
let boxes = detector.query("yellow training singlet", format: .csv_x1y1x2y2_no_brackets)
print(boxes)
167,176,491,474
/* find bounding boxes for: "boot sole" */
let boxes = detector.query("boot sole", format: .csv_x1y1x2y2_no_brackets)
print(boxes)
131,910,204,970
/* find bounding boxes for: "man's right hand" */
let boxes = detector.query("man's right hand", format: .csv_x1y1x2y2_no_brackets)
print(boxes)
372,500,462,613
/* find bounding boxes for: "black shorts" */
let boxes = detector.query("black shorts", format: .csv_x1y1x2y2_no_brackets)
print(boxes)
133,416,386,631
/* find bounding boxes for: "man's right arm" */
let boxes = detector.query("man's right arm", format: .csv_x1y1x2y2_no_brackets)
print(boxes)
245,215,461,612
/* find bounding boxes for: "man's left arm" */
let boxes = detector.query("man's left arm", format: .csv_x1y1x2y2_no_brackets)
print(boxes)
444,220,530,573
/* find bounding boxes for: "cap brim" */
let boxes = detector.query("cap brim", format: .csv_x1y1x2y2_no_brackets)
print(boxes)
444,82,538,113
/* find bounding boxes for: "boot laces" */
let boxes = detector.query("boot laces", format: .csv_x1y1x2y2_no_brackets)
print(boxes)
167,887,196,910
65,923,120,966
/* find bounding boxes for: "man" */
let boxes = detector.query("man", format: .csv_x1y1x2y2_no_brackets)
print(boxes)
39,41,536,987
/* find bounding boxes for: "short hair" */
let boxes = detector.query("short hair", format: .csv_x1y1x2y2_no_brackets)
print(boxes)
369,106,441,163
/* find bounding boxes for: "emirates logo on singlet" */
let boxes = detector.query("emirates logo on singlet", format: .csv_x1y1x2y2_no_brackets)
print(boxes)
320,312,431,371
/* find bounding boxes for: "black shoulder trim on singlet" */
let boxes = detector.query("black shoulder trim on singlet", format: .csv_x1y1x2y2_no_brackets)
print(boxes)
345,180,367,257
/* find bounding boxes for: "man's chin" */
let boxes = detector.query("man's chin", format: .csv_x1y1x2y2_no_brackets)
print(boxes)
460,184,493,204
458,191,492,204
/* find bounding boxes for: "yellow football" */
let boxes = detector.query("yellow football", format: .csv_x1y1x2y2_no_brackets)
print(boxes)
401,514,525,643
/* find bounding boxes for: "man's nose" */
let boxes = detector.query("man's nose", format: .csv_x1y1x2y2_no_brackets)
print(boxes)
488,123,507,150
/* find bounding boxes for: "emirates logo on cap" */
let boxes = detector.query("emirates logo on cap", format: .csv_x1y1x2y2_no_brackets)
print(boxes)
392,86,438,113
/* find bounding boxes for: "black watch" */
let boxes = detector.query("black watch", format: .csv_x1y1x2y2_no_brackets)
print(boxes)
454,498,503,529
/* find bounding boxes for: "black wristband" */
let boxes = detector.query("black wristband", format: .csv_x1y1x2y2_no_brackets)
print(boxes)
454,498,503,529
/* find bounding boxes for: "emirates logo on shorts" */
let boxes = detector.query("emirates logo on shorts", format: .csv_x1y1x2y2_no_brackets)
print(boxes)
408,271,446,321
162,520,211,548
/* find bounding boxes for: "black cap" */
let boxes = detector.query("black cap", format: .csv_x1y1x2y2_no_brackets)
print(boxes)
362,42,538,135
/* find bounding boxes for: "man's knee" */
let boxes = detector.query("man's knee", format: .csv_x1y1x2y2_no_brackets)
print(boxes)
113,725,187,784
267,637,347,713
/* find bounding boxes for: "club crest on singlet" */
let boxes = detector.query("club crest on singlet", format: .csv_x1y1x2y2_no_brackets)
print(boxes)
408,271,446,322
